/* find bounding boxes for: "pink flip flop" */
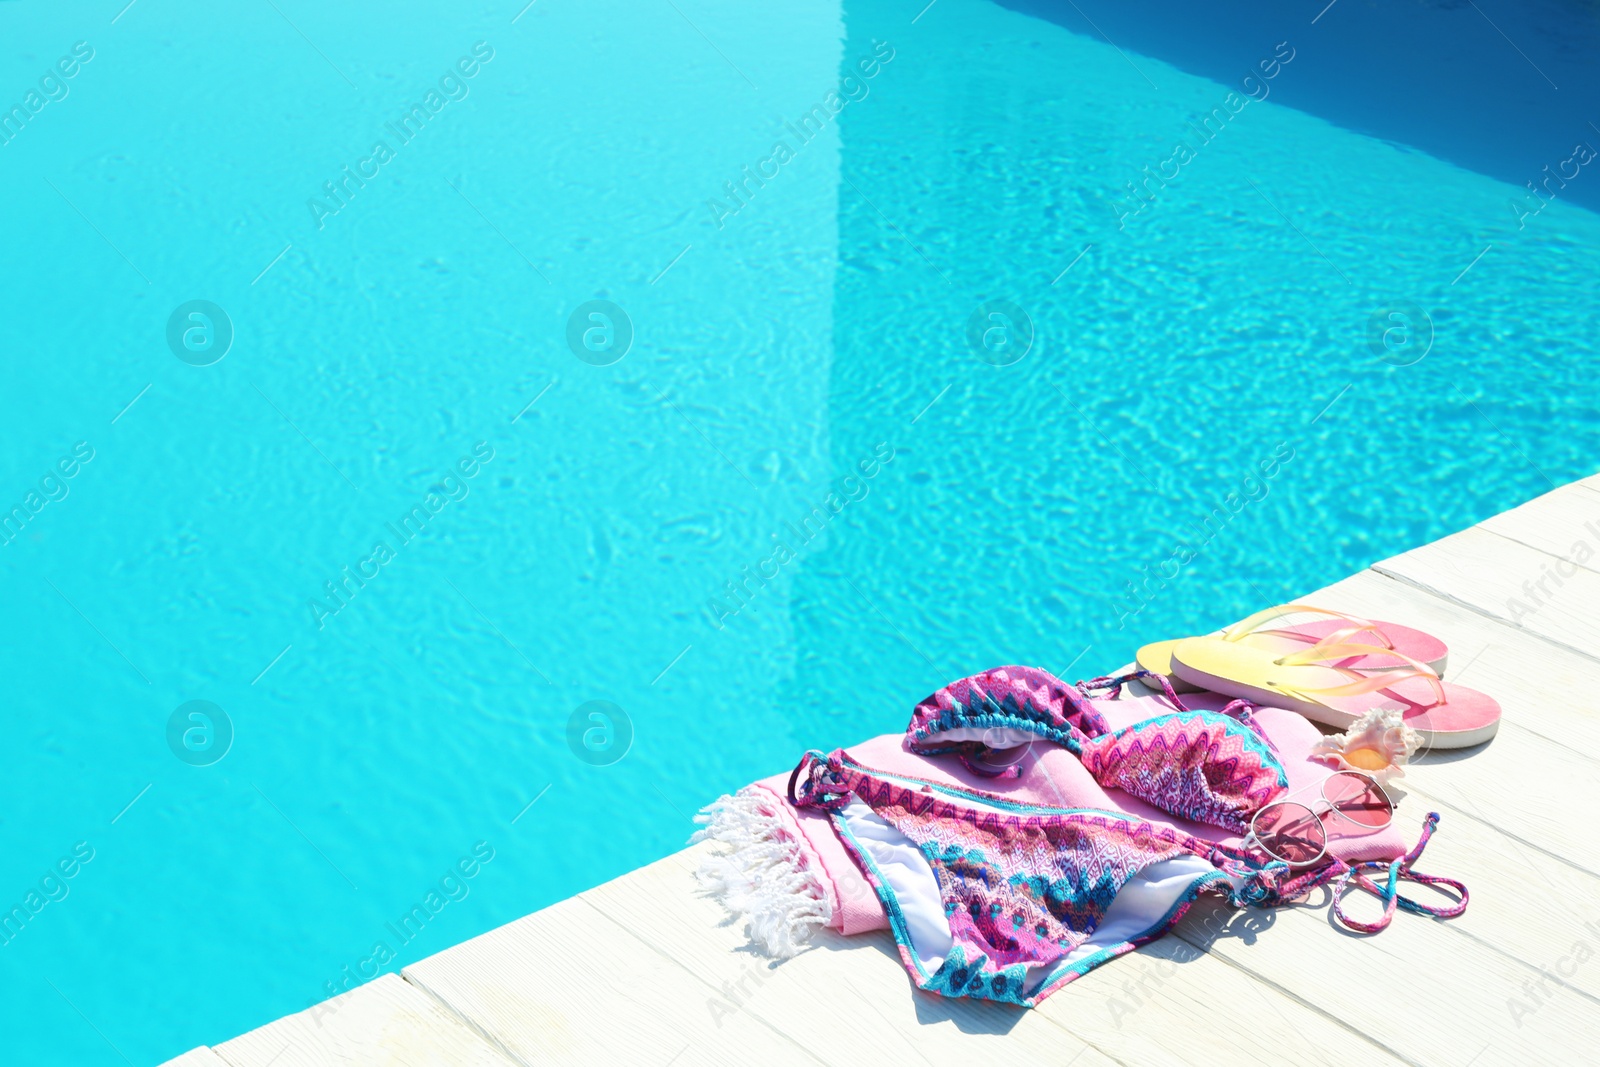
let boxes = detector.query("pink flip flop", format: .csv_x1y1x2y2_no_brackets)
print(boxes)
1260,608,1448,675
1168,637,1499,750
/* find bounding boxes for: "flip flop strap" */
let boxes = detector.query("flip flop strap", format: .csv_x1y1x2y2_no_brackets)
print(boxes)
1313,623,1396,650
1270,642,1446,704
1224,603,1391,649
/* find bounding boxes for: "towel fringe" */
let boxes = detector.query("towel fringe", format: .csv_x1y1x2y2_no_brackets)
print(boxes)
691,787,832,958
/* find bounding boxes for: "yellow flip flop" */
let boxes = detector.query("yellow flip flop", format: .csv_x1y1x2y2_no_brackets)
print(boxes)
1134,638,1206,693
1136,603,1450,694
1168,636,1500,749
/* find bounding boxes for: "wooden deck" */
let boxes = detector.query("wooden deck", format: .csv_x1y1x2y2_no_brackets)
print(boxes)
166,476,1600,1066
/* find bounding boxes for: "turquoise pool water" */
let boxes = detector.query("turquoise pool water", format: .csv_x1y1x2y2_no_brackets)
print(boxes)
3,0,1598,1061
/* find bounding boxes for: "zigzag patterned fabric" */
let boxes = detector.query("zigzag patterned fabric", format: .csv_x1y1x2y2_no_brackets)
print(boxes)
1078,711,1289,833
791,752,1241,1006
906,664,1110,765
772,667,1467,1008
906,667,1288,827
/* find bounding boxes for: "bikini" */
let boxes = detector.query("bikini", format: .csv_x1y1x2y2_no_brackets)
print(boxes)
788,665,1467,1006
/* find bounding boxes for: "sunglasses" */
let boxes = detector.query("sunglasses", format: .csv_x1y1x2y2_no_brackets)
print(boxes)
1242,770,1393,867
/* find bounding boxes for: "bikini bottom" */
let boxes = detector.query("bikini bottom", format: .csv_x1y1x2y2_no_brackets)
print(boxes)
789,750,1262,1007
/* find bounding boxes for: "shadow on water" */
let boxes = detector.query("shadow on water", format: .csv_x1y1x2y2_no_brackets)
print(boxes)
996,0,1600,214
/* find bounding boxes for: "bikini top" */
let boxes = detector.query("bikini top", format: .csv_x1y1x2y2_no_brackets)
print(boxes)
904,664,1288,834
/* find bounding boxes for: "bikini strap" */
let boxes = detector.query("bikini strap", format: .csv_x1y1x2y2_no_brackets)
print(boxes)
787,749,849,811
1329,812,1468,933
1217,698,1281,755
1216,813,1466,931
1078,667,1190,714
1229,852,1343,905
1081,671,1280,758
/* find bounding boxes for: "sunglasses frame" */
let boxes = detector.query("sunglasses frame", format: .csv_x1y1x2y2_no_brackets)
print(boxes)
1243,770,1394,867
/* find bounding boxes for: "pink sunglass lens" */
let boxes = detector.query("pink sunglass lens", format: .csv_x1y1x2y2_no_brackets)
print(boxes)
1253,802,1325,865
1324,771,1393,828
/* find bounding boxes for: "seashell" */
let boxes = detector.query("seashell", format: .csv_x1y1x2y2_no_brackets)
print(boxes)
1310,708,1421,786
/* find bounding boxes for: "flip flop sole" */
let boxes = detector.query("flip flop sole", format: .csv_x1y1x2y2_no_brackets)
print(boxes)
1133,638,1205,692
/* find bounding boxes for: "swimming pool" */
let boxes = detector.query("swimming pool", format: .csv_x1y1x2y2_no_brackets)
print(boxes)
3,0,1597,1061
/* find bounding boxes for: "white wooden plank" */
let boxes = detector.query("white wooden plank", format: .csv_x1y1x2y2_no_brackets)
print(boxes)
160,1050,231,1067
403,890,821,1066
1042,933,1407,1066
1408,725,1600,875
587,844,1153,1066
1477,482,1600,576
1357,789,1600,999
1373,525,1600,661
214,973,515,1067
1174,887,1600,1066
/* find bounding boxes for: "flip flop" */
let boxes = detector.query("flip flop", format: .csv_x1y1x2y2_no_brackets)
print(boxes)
1135,638,1208,693
1168,637,1499,749
1136,604,1449,692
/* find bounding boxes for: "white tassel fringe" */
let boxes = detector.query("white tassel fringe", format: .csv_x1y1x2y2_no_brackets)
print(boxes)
691,787,832,958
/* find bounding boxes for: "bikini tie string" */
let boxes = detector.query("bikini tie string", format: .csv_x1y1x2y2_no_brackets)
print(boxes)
1328,812,1468,934
1077,667,1191,715
1133,668,1192,712
787,749,849,811
1216,698,1281,756
1237,859,1292,906
1078,668,1168,705
1218,813,1467,932
1078,669,1283,757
